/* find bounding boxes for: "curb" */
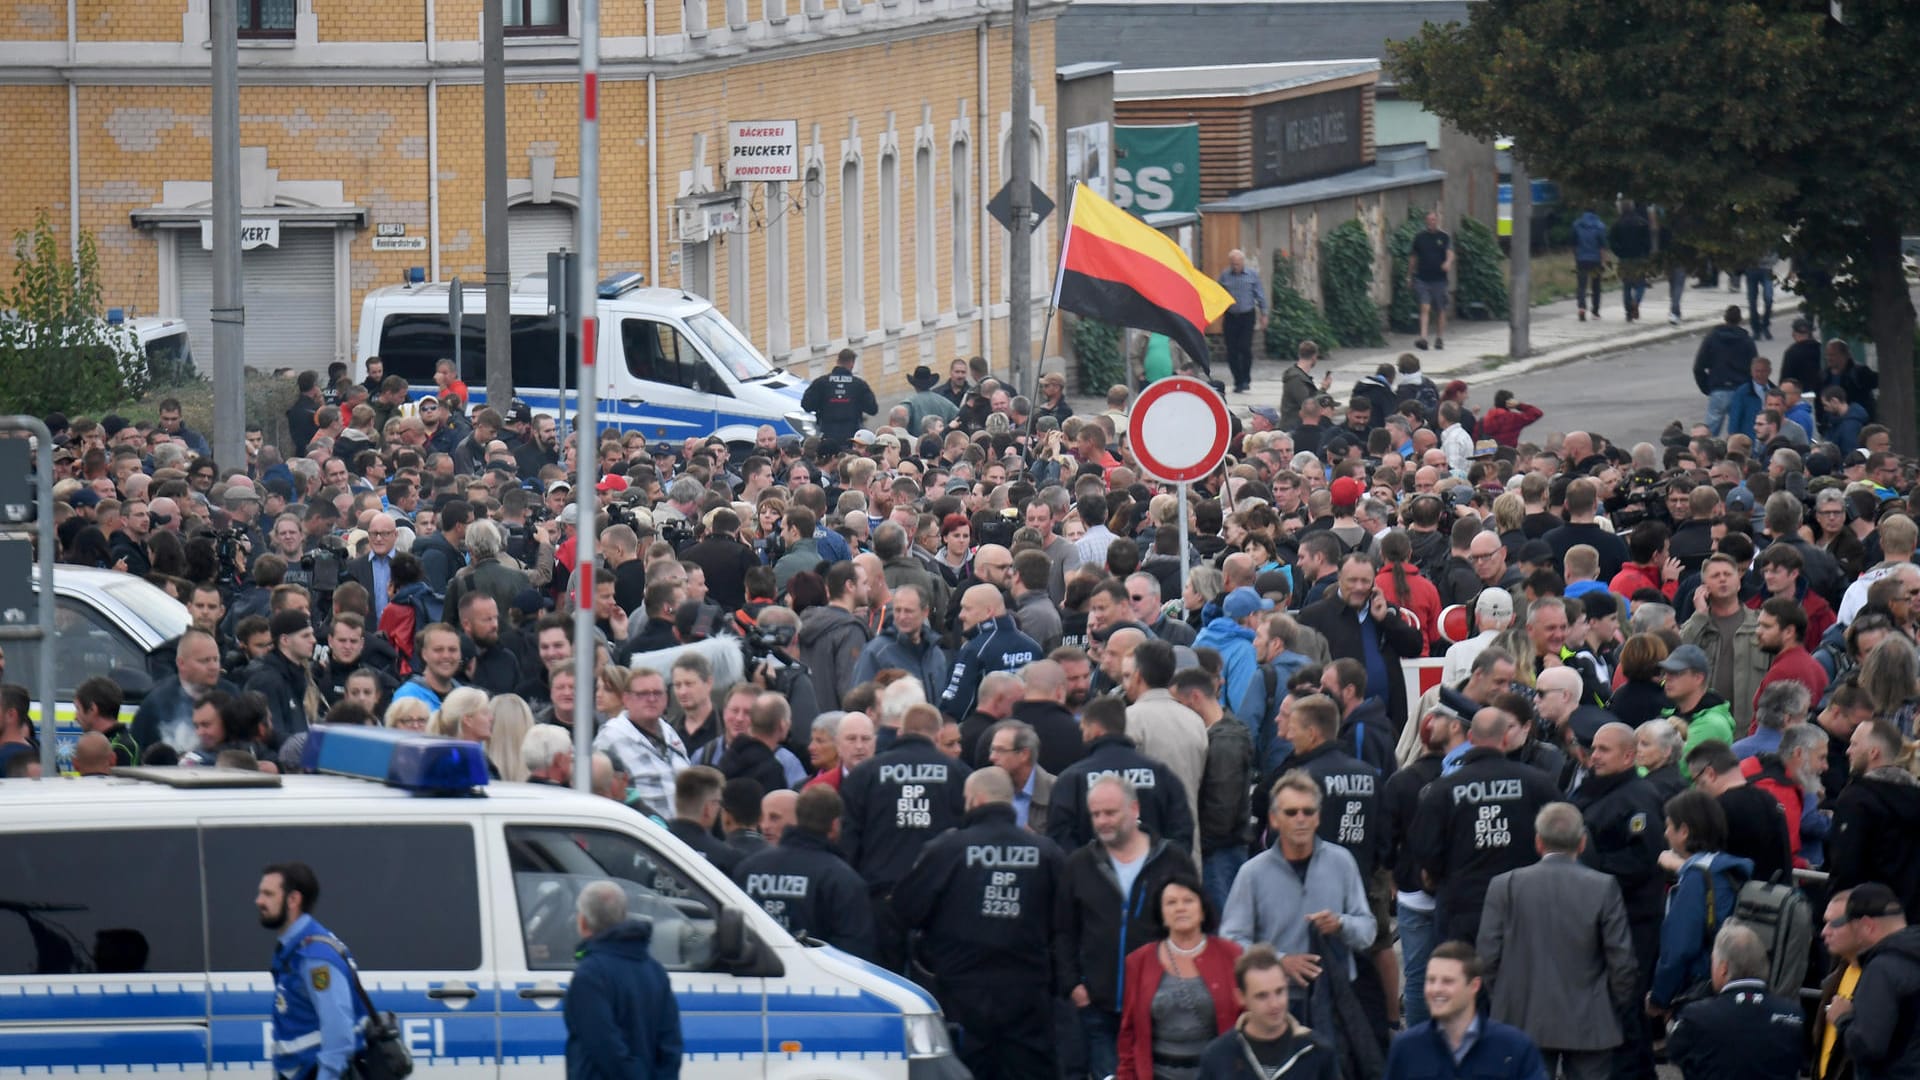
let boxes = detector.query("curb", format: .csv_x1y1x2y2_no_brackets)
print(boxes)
1439,317,1716,382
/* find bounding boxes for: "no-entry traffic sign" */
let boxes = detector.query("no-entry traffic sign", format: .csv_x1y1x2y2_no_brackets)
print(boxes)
1127,375,1230,484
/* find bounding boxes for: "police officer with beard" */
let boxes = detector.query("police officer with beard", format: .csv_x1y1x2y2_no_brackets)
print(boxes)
257,862,366,1080
839,702,970,973
894,766,1066,1079
799,347,879,451
732,786,875,959
1410,706,1559,945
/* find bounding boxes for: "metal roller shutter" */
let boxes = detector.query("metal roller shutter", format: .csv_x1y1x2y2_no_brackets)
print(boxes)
508,204,578,283
175,227,337,373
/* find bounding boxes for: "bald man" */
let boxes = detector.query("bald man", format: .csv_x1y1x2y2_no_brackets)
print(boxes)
1012,659,1084,773
761,789,799,845
71,732,115,777
1096,626,1147,696
939,583,1042,720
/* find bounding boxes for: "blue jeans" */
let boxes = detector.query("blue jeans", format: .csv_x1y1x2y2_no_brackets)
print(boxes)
1397,900,1437,1028
1077,1006,1120,1080
1621,275,1647,314
1746,271,1774,333
1704,387,1738,436
1203,846,1249,912
1669,266,1687,317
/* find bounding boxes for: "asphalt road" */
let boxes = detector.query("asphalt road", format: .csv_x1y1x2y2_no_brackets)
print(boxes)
1487,332,1708,446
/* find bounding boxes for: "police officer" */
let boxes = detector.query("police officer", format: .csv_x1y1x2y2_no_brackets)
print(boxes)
1666,923,1804,1080
732,786,875,959
1410,706,1559,945
893,766,1066,1079
1048,695,1196,852
799,347,879,451
839,701,970,972
257,862,365,1080
1261,693,1385,878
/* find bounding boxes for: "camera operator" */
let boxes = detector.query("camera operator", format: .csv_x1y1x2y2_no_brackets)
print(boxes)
652,476,706,547
742,605,820,752
496,486,557,590
682,508,758,613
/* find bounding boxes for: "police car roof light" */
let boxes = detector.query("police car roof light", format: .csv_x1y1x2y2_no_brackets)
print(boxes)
597,272,646,298
301,725,490,794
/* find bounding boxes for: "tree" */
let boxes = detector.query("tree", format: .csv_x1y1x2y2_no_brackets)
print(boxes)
1389,0,1919,449
0,213,142,416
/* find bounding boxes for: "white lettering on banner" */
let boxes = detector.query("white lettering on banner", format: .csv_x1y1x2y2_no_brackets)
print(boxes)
982,870,1023,918
1112,166,1175,213
726,120,800,183
965,844,1040,869
1450,778,1523,806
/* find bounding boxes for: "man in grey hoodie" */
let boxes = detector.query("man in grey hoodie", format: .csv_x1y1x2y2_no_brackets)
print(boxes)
799,562,872,708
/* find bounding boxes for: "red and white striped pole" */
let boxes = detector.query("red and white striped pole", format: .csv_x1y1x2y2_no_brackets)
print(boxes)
569,0,602,790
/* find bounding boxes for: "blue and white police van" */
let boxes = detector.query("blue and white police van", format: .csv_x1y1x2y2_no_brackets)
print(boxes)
0,726,963,1078
354,275,818,450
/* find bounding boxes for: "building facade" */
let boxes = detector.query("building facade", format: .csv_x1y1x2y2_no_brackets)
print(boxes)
0,0,1060,397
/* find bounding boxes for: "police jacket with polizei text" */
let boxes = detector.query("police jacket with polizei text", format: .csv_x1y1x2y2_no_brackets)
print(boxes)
730,826,875,960
938,613,1042,721
1410,746,1560,942
892,802,1066,986
799,368,879,441
1569,767,1668,923
837,733,971,893
1047,733,1196,854
1054,834,1196,1013
1259,742,1387,878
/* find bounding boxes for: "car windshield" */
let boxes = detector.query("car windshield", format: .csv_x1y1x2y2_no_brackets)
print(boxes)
685,308,774,381
100,577,191,642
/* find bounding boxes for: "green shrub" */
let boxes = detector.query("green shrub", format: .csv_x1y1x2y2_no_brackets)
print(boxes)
1070,314,1126,394
1265,251,1339,362
1456,217,1510,320
1386,208,1424,334
0,213,143,416
1320,218,1384,347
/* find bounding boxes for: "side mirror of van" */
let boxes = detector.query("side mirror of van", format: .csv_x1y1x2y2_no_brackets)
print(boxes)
715,906,784,977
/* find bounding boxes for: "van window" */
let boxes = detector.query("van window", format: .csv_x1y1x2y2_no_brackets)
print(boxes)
621,319,728,397
378,313,578,391
12,595,151,698
0,828,204,975
203,824,483,971
685,307,773,381
506,825,718,971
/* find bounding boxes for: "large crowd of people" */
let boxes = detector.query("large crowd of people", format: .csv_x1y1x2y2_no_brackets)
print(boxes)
8,338,1920,1080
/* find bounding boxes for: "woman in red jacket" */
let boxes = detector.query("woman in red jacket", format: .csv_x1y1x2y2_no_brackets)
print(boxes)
1375,530,1444,656
1117,874,1243,1080
1479,389,1544,448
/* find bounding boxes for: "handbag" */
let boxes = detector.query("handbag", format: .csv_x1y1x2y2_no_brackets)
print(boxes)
304,935,414,1080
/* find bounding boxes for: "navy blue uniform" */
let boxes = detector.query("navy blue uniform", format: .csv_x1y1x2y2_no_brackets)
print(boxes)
938,613,1041,721
1411,746,1560,944
1047,733,1196,853
799,367,878,444
731,827,875,959
838,733,970,971
1666,979,1804,1080
1261,742,1386,878
894,802,1066,1079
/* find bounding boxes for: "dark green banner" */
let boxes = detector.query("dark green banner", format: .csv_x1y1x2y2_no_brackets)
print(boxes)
1113,124,1200,217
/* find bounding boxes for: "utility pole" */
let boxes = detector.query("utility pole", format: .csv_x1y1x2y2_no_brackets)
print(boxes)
1007,0,1033,397
1508,153,1532,360
209,0,244,467
483,0,513,412
570,0,602,789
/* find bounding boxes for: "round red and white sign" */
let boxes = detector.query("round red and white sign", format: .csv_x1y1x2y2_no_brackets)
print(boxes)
1127,375,1231,484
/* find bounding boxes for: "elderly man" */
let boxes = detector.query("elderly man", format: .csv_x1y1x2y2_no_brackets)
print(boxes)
1218,248,1266,391
983,719,1056,833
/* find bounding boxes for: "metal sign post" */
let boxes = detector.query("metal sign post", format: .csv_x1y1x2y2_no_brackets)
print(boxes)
570,0,602,791
0,419,57,777
449,276,465,386
549,250,577,433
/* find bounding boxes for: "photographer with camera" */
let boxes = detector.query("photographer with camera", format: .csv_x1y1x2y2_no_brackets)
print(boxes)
443,519,532,627
682,508,758,613
742,605,820,750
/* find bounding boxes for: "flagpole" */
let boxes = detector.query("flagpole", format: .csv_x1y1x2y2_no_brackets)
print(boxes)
1036,185,1080,380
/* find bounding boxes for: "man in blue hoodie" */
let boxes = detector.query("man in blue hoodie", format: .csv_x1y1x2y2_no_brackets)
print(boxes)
1820,385,1870,454
564,879,682,1079
1571,208,1609,321
1196,586,1270,727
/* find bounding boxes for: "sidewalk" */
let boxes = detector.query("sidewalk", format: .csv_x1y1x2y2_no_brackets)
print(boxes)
1066,276,1789,409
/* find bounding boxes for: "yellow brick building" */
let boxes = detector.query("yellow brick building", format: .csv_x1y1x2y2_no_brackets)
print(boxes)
0,0,1061,397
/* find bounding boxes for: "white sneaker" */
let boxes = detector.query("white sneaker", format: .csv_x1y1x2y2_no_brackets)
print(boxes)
1668,313,1680,325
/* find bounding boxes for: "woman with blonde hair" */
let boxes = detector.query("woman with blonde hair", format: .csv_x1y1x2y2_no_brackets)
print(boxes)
487,694,536,782
1859,636,1920,737
384,697,431,732
596,665,630,727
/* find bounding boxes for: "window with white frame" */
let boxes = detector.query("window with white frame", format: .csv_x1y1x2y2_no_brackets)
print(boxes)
841,157,865,340
879,150,901,330
765,181,790,356
804,169,828,348
727,0,748,28
950,138,973,315
915,144,936,322
685,0,709,34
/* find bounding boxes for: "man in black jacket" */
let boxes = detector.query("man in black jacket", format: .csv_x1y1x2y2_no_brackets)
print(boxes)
242,609,320,746
679,509,758,613
1048,696,1196,853
717,694,792,798
1263,693,1384,881
732,786,874,958
1694,307,1759,438
894,767,1067,1079
799,347,878,451
838,701,969,972
1411,706,1560,945
1685,740,1793,887
1382,704,1463,1028
666,766,744,875
1668,923,1807,1080
1055,771,1196,1080
1830,884,1920,1078
1299,553,1426,733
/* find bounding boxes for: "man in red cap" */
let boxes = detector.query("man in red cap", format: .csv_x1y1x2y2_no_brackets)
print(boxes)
1328,476,1369,553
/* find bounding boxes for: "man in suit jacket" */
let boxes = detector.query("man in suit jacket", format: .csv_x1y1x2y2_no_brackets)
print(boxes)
343,512,402,620
984,719,1054,835
1477,801,1638,1080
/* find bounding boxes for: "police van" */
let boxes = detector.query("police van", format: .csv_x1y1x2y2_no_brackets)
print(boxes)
0,726,963,1078
353,275,818,449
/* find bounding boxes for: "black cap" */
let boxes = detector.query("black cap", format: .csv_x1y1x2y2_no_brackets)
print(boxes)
1844,882,1904,921
1581,591,1619,620
269,609,311,641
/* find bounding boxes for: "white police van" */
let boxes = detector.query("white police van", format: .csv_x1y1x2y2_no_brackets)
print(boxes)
0,726,963,1078
354,275,818,449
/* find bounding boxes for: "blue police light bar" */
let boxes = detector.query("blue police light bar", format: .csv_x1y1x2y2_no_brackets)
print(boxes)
301,725,490,795
597,272,645,298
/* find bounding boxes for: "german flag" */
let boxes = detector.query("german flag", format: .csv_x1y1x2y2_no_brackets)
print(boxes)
1052,183,1233,365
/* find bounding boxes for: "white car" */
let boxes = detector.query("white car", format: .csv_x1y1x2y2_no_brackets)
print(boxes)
20,566,189,764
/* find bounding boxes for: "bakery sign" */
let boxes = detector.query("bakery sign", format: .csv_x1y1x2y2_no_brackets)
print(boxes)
726,120,800,183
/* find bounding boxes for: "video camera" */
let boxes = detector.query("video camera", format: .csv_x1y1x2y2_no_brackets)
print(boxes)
300,537,347,594
976,507,1020,549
